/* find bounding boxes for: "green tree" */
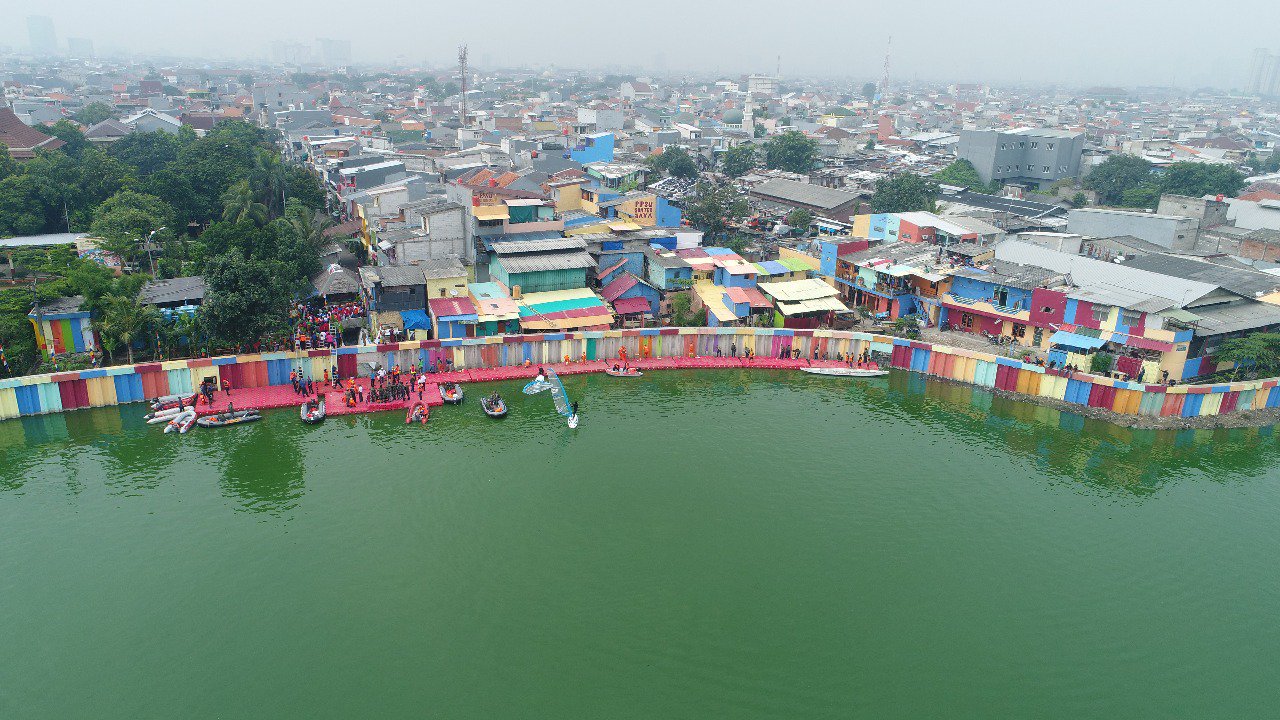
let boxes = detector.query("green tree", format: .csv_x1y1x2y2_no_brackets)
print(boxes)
1160,162,1245,198
108,130,180,175
721,144,757,177
763,131,818,173
646,147,699,179
862,82,878,102
786,208,814,232
1121,183,1161,209
932,159,988,190
1083,155,1154,205
72,103,116,126
90,191,175,243
100,292,161,364
668,292,703,326
871,173,939,213
684,182,749,236
220,180,268,225
46,120,89,159
0,175,59,236
1214,333,1280,379
0,143,16,183
1070,191,1089,208
202,254,293,344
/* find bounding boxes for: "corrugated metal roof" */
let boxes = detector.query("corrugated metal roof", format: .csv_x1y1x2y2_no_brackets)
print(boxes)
359,265,425,287
1189,302,1280,336
758,278,841,302
491,237,587,254
750,178,861,210
496,250,596,274
994,241,1216,308
1123,254,1280,299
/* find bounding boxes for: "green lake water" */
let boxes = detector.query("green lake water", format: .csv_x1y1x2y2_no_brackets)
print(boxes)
2,370,1278,718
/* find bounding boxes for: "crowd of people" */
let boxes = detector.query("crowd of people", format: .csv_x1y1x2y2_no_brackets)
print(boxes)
292,301,364,351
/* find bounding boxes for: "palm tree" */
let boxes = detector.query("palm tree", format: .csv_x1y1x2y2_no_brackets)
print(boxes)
220,180,268,225
102,294,160,364
288,202,334,254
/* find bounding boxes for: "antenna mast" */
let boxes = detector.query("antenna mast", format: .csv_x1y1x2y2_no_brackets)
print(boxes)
880,36,892,100
457,44,469,127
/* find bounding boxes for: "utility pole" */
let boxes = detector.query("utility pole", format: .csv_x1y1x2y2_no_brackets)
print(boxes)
458,44,469,128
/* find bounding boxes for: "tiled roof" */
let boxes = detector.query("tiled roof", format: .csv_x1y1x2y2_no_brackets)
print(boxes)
0,107,65,154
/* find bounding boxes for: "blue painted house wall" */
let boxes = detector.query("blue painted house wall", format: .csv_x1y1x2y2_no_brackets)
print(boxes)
712,267,757,288
599,252,646,282
656,197,682,227
570,133,615,164
948,274,1033,311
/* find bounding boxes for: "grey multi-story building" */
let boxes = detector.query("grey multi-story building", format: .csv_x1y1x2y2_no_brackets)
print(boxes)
958,128,1085,190
27,16,57,56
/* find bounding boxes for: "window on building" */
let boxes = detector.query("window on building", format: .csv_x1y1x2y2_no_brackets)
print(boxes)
439,288,446,297
1060,165,1068,173
1000,143,1007,150
961,312,975,328
1044,165,1051,173
1012,323,1027,338
1019,141,1026,148
1041,305,1054,314
1120,309,1141,327
1030,141,1038,149
1047,142,1055,150
1092,305,1109,322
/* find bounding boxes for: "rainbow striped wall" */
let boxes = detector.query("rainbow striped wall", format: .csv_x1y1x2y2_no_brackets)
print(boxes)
2,329,1278,422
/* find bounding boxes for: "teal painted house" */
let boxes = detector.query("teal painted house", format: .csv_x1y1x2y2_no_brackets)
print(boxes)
489,237,596,294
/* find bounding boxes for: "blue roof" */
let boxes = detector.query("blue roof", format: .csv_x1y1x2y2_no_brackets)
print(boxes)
703,247,738,256
756,260,790,275
1049,330,1106,350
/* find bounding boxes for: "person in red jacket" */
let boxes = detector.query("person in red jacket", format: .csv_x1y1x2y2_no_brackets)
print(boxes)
221,379,231,396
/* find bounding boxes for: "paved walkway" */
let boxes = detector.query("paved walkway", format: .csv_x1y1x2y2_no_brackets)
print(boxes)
192,355,852,419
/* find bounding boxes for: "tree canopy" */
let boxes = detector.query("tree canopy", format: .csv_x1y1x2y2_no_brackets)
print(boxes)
1083,155,1155,206
684,182,749,236
871,173,939,213
72,102,116,126
763,131,819,174
721,144,758,177
1083,155,1245,208
932,159,997,192
645,147,699,179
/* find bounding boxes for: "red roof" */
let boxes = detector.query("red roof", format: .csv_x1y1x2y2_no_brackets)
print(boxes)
611,296,651,315
601,273,639,302
725,286,773,308
428,297,477,318
598,259,627,281
0,107,65,155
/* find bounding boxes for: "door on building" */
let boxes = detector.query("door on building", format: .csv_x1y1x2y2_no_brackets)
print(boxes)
995,287,1009,307
1033,326,1043,347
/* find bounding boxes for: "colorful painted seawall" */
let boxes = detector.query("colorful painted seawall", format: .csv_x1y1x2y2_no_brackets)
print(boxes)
1,328,1277,423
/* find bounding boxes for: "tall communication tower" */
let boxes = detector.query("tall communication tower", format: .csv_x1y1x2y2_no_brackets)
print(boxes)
457,44,469,127
880,36,892,100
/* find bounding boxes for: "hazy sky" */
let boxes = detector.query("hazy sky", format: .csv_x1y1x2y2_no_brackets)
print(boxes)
4,0,1278,88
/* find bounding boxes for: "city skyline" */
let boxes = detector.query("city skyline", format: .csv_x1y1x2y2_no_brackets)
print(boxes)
4,1,1279,89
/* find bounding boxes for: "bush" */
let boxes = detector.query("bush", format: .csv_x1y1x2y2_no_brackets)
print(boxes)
1089,353,1114,375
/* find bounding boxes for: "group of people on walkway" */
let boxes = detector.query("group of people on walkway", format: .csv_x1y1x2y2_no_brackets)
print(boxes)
292,301,364,351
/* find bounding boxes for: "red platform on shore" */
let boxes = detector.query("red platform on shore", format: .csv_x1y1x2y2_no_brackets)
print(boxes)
192,356,850,418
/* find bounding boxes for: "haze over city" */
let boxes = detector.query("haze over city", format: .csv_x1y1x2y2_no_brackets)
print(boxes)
3,0,1279,87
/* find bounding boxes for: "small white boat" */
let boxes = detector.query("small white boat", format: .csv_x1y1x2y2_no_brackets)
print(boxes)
801,367,889,378
568,414,579,429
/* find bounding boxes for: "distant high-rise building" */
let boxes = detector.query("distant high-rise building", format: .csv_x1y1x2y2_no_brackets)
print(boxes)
27,16,57,56
271,41,311,65
316,37,351,67
66,37,94,58
747,74,778,98
1249,48,1280,97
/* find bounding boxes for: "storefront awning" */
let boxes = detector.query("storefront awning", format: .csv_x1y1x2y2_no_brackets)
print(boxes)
1049,330,1106,350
